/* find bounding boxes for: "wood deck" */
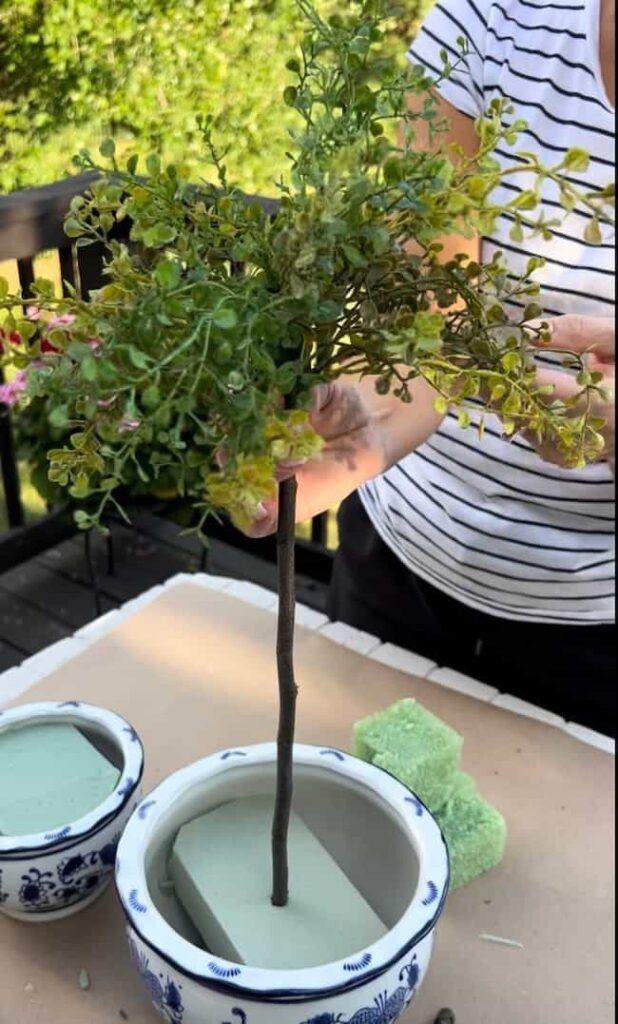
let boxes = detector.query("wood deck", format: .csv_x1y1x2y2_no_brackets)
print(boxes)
0,513,328,672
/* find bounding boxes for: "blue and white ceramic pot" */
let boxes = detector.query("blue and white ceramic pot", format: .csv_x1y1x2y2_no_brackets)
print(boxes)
116,743,449,1024
0,700,143,921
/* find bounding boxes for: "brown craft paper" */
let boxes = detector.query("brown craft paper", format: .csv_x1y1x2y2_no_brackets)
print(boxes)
0,582,614,1024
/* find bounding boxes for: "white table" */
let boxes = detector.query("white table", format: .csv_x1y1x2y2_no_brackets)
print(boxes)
0,573,614,1024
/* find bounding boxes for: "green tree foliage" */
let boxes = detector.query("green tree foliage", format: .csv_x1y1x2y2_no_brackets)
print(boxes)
0,0,430,195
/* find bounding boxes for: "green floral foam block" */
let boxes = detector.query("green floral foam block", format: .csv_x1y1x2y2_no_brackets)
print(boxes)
435,773,507,889
353,698,463,812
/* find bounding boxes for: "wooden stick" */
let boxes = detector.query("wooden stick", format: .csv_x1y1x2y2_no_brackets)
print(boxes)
271,476,298,907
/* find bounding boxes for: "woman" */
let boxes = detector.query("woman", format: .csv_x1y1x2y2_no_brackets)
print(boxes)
250,0,616,734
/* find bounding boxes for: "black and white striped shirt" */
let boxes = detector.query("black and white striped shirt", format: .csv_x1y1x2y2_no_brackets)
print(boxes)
360,0,615,624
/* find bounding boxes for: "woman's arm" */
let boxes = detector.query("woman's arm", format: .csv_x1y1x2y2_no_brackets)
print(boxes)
399,90,481,268
243,94,481,538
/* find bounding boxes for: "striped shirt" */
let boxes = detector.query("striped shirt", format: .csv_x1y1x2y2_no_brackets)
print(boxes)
360,0,615,624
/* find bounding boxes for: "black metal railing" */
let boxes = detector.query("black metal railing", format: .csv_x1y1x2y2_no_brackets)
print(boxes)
0,175,333,579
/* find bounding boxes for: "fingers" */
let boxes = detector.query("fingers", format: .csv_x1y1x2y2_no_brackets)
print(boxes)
242,498,279,539
528,315,615,359
216,381,372,539
275,459,307,482
534,367,582,403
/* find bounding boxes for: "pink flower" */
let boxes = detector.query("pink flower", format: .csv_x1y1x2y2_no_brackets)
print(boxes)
0,370,28,407
87,337,103,353
9,331,21,345
26,306,42,321
119,416,140,433
97,396,117,409
47,313,76,330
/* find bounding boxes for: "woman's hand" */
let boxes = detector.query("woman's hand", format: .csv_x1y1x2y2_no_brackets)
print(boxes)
244,382,388,538
528,315,615,472
243,375,444,538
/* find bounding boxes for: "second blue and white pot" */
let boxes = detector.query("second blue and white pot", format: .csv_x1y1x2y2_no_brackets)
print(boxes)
0,700,143,921
116,743,449,1024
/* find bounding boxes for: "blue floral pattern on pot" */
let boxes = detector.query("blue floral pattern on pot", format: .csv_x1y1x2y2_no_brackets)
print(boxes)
301,955,420,1024
18,833,119,912
215,956,420,1024
129,936,185,1023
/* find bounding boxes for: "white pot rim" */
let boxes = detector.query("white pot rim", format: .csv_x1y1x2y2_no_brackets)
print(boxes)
116,742,449,1001
0,701,144,857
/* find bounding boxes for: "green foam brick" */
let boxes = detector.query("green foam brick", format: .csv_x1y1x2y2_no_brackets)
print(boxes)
435,773,507,889
353,698,463,811
0,723,120,836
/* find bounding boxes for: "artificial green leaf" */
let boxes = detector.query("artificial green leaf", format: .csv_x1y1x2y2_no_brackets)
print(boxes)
214,307,238,330
64,218,83,238
81,355,98,381
128,346,150,369
563,148,590,172
584,219,603,245
143,223,177,248
99,138,116,159
155,260,182,290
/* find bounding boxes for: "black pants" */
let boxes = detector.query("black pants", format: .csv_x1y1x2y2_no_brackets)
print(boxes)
327,492,616,736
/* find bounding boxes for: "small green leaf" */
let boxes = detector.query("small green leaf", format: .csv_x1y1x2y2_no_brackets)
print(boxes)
383,157,402,184
342,244,367,268
154,260,181,290
99,138,116,159
214,307,238,330
501,351,521,373
584,219,603,245
142,385,161,409
70,474,91,499
487,304,506,324
81,355,98,381
512,190,539,211
128,346,150,369
526,257,545,275
349,36,370,57
146,153,161,177
64,218,83,238
49,406,69,428
143,223,177,248
563,147,590,172
523,303,543,321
